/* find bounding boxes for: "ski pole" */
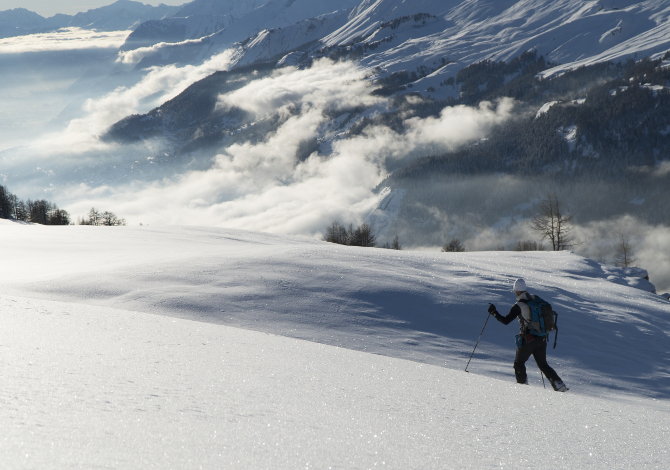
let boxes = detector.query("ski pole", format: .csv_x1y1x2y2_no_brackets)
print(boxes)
541,371,546,389
465,307,492,372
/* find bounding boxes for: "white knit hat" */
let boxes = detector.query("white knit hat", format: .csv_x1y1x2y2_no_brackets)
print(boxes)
513,278,527,292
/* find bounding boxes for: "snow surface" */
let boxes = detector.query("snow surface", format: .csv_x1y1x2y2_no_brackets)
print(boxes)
1,221,669,468
536,101,560,118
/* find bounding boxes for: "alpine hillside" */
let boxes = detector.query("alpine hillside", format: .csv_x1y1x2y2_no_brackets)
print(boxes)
1,0,670,292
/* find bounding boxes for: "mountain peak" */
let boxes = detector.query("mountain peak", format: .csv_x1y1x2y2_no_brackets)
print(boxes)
175,0,269,18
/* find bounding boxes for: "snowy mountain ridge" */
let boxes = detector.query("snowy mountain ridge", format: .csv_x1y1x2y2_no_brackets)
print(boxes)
119,0,271,50
121,0,363,58
115,0,670,90
0,1,180,38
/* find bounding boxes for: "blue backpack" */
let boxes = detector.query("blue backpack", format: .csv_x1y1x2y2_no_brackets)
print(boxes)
519,295,558,348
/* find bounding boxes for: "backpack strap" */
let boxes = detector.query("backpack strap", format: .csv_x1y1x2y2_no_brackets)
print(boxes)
517,296,537,334
552,311,558,349
516,299,530,333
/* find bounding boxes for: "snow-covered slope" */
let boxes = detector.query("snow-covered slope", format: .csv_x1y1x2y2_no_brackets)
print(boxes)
315,0,670,93
63,0,179,31
122,0,362,66
2,221,668,401
122,0,670,80
3,293,668,468
227,10,355,68
112,0,670,102
0,220,668,468
120,0,271,50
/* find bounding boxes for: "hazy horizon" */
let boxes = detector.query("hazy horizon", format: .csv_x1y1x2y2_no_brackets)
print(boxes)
0,0,184,18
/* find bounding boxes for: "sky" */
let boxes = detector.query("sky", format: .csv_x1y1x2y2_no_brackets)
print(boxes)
0,0,185,17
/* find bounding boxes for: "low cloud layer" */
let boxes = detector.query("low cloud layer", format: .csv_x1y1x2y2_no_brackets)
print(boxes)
56,59,515,237
13,48,235,162
455,213,670,295
116,36,210,65
573,216,670,295
628,160,670,178
216,60,383,117
0,28,130,54
77,48,235,135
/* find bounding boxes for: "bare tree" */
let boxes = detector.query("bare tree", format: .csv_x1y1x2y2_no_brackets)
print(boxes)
350,222,376,247
613,234,636,267
101,211,119,226
48,208,71,225
27,199,50,225
529,193,576,251
11,196,27,221
442,238,466,252
379,234,402,250
324,221,377,247
88,207,101,226
324,221,349,245
515,240,544,251
0,187,68,224
0,185,11,219
391,234,401,250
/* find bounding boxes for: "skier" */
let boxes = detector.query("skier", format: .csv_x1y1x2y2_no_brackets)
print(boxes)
488,278,568,392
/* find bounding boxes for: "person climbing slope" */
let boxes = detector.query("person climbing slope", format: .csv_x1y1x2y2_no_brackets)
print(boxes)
488,278,568,392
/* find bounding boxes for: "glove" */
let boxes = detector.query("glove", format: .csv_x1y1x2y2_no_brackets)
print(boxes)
488,304,497,315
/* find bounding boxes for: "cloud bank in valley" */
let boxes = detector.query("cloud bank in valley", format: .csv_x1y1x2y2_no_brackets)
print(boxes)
5,44,669,293
11,48,236,163
573,216,670,295
0,28,130,54
459,212,670,295
116,36,213,65
56,59,516,236
0,27,139,151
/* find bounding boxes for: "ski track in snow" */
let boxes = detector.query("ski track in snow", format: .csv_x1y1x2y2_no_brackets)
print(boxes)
0,221,669,468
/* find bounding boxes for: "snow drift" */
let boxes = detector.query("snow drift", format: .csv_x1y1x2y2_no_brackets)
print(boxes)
0,221,669,467
1,220,669,468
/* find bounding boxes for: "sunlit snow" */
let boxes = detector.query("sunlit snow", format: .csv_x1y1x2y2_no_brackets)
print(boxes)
0,221,668,468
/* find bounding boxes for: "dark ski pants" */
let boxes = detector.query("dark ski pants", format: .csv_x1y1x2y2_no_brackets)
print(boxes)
514,336,562,385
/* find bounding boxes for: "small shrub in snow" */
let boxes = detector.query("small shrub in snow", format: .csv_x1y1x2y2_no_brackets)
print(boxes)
442,238,466,252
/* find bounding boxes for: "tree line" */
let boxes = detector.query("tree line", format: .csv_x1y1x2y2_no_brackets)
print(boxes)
325,195,636,268
324,221,401,249
0,185,70,225
0,185,126,227
77,207,126,226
